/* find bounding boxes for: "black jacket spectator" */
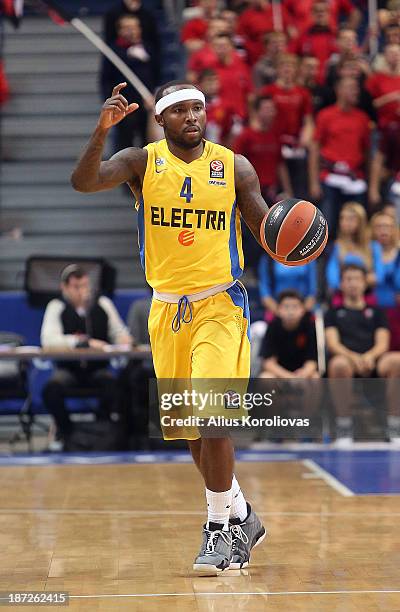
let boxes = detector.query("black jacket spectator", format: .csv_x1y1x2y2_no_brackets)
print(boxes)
260,313,318,372
103,0,160,82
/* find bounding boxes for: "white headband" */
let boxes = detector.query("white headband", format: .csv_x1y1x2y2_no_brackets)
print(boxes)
155,88,206,115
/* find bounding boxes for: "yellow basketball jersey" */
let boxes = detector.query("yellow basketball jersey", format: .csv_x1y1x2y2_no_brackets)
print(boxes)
137,139,244,294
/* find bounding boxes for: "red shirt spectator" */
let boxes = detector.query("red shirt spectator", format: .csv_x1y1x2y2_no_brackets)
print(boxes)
290,27,337,83
366,45,400,129
237,1,289,65
188,35,252,119
314,103,370,179
233,97,292,197
260,54,314,147
284,0,356,35
260,83,313,140
187,44,217,74
181,18,208,45
366,72,400,127
197,69,238,144
234,125,282,188
289,1,337,83
181,16,229,54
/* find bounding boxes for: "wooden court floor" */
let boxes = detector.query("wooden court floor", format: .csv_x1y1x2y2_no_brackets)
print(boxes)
1,460,399,611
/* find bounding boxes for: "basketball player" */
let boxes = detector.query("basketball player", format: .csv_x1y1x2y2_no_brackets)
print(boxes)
71,81,269,576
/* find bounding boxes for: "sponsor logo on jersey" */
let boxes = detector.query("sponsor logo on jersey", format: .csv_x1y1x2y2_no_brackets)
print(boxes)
208,179,227,187
155,157,166,173
210,159,224,179
178,230,195,246
150,206,226,231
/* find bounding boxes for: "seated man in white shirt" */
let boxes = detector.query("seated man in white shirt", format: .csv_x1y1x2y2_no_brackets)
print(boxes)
41,264,132,445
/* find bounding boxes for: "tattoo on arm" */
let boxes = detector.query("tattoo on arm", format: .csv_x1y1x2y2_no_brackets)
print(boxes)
234,154,270,245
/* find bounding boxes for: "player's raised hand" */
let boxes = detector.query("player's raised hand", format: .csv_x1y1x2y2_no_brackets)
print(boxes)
98,83,139,130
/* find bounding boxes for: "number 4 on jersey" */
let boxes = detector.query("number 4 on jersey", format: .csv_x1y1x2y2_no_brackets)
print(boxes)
180,177,193,204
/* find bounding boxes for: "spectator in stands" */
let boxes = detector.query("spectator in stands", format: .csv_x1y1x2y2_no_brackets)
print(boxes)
382,202,399,221
41,265,132,447
298,55,326,112
198,69,238,145
326,263,400,444
233,95,292,202
188,34,252,119
119,295,153,449
373,24,400,71
320,56,375,119
289,0,338,84
284,0,360,40
326,201,381,296
252,31,287,88
309,76,371,238
220,8,247,55
186,18,230,79
104,0,159,50
237,0,290,65
233,95,292,273
180,0,220,54
260,53,314,198
259,290,319,379
325,28,364,85
258,255,317,316
100,15,157,150
370,211,400,350
366,43,400,129
369,120,400,217
378,0,400,32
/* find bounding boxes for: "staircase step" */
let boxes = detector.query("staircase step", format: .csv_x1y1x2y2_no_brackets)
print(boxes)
2,94,101,117
2,161,88,185
2,137,113,161
8,73,99,94
5,54,100,75
4,16,102,36
1,209,137,235
0,234,138,260
5,34,98,55
2,116,98,137
0,185,133,209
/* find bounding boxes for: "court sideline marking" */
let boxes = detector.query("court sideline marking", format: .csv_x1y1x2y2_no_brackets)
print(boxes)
2,509,400,516
302,458,354,496
26,590,400,600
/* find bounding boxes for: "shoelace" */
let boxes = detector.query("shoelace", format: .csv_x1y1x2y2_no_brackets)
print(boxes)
230,524,249,552
204,529,232,555
171,295,193,333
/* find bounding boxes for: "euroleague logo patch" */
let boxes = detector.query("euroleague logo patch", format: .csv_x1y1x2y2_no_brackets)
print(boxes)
210,159,224,179
178,230,195,246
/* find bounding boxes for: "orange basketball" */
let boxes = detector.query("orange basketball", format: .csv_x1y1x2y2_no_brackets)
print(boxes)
260,198,328,266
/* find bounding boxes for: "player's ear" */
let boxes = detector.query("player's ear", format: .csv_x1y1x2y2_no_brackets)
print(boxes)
155,114,164,127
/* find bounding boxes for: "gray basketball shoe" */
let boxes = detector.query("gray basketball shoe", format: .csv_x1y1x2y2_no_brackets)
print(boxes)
193,525,233,576
229,503,266,569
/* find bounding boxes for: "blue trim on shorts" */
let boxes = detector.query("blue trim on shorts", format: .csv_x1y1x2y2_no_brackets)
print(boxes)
229,200,243,280
137,196,145,270
226,282,251,340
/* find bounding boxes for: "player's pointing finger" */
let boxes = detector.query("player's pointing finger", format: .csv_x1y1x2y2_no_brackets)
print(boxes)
112,82,127,96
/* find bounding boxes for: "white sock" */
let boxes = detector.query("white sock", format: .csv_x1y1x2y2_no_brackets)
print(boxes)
206,488,232,530
230,474,248,522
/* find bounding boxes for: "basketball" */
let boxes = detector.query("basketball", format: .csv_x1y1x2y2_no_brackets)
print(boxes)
260,198,328,266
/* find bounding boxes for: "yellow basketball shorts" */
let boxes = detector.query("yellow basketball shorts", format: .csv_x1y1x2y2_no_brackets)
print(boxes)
148,282,251,440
